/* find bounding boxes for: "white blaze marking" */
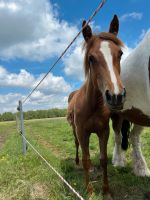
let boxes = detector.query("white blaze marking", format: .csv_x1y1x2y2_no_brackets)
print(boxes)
100,41,119,94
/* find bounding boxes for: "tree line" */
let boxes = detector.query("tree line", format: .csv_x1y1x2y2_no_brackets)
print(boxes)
0,108,67,122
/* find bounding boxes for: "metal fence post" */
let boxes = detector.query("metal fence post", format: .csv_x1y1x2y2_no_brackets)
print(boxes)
17,100,27,154
16,114,20,133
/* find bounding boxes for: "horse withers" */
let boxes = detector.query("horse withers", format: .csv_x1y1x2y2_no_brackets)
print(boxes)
112,30,150,177
67,15,125,199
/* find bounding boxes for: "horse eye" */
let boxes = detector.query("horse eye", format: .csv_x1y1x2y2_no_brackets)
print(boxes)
119,50,123,59
88,55,96,65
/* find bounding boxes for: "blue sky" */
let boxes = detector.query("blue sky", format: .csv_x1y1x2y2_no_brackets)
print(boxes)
0,0,149,113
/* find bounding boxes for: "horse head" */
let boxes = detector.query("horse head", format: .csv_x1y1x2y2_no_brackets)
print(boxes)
82,15,126,111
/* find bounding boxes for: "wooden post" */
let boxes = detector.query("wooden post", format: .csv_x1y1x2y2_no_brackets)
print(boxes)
18,100,27,154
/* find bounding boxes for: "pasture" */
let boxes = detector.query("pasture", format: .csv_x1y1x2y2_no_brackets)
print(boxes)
0,118,150,200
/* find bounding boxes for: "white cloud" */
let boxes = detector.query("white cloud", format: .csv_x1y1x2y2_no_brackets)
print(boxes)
1,1,146,114
120,12,143,22
63,39,84,81
0,2,20,12
0,0,78,61
63,22,101,81
33,73,71,94
0,92,68,113
139,29,147,40
27,93,68,108
0,93,22,113
0,66,71,94
0,62,71,113
0,66,34,88
0,64,71,113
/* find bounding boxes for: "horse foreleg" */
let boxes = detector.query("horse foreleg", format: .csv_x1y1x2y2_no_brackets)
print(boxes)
73,126,79,165
76,127,93,194
112,130,126,167
130,124,150,177
111,115,126,167
98,127,112,200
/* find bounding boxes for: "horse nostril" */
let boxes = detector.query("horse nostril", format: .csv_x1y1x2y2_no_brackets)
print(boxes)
117,88,126,105
105,89,126,109
117,94,122,104
105,90,112,103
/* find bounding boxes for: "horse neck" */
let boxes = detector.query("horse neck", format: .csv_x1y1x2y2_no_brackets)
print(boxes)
85,74,104,109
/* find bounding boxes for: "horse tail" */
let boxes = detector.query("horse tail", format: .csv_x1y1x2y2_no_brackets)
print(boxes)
67,90,78,126
121,120,130,150
67,111,73,126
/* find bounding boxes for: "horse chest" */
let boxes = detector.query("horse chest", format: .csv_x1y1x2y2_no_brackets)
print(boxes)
84,113,109,133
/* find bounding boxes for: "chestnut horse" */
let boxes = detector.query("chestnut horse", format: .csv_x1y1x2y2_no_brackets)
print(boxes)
67,15,126,199
112,30,150,177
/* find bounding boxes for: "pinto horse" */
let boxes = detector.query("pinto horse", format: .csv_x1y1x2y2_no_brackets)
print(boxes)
67,15,126,199
112,30,150,177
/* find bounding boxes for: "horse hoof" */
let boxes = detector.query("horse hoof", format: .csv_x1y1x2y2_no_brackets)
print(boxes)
87,184,93,194
104,193,113,200
75,158,79,165
133,167,150,177
89,165,95,173
112,150,126,167
112,157,126,167
88,192,96,200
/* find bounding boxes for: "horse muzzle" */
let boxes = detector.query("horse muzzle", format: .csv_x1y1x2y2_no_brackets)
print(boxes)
105,88,126,111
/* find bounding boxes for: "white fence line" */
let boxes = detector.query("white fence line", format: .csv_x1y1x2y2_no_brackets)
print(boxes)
22,0,107,105
16,1,108,199
21,134,85,200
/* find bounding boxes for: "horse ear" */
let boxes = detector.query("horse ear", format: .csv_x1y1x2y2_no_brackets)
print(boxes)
82,20,92,42
109,15,119,36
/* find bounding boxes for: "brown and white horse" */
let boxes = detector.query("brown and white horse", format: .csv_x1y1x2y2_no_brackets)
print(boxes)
67,15,125,199
112,30,150,177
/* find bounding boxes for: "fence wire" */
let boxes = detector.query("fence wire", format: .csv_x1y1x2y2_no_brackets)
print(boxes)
17,1,108,199
22,0,107,105
20,134,85,200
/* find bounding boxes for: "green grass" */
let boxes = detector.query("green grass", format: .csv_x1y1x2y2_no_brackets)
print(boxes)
0,118,150,200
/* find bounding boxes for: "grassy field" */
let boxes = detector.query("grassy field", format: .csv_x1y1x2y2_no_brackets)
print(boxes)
0,118,150,200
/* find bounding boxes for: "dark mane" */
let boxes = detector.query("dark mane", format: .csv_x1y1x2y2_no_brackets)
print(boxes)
83,32,124,78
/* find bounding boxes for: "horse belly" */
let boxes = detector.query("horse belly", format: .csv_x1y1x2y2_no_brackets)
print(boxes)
122,108,150,126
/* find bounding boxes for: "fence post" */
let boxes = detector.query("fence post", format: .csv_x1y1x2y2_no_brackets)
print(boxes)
17,100,27,154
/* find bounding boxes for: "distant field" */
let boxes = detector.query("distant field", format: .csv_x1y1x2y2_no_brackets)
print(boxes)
0,118,150,200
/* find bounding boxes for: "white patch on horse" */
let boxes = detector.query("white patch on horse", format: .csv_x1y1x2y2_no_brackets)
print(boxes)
130,125,150,176
100,41,119,94
112,131,126,167
121,29,150,117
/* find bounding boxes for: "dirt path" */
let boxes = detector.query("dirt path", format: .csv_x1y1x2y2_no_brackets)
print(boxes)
33,134,66,159
24,117,66,122
0,135,5,149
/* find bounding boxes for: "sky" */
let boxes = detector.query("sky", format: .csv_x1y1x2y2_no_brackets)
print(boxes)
0,0,149,113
